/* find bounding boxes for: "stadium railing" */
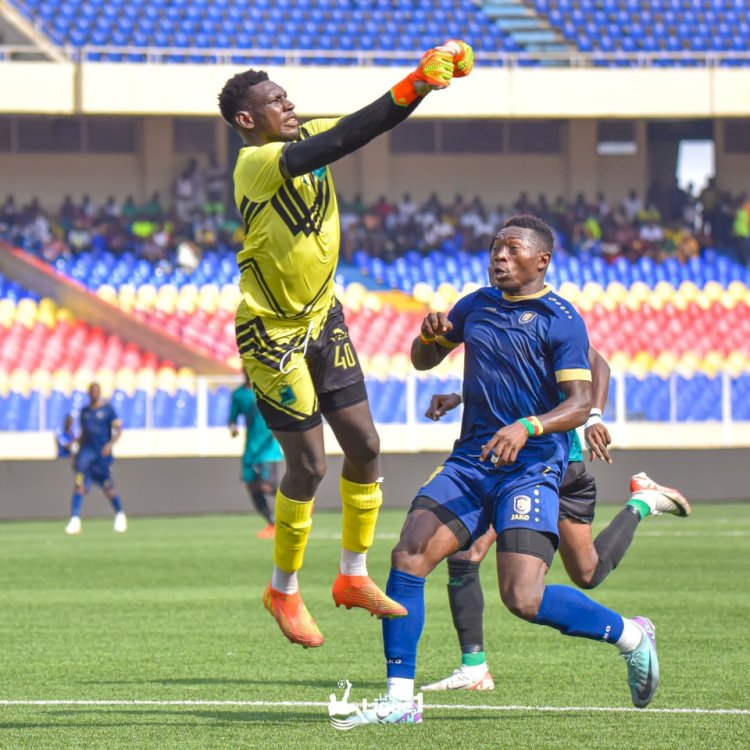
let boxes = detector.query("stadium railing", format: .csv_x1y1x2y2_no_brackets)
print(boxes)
3,46,750,67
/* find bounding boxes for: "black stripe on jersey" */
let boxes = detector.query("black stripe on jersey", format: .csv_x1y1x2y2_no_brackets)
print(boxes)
271,182,316,237
308,175,330,234
295,266,334,319
239,196,265,231
242,258,286,317
299,126,310,139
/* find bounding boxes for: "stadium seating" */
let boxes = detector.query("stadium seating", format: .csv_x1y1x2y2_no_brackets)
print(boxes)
3,238,750,427
533,0,750,65
0,273,213,429
10,0,513,64
9,0,748,66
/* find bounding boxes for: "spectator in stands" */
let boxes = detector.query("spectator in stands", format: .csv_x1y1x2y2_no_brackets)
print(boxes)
103,196,121,219
732,194,750,266
698,177,720,235
622,189,643,223
203,153,226,214
121,196,139,221
141,192,164,220
173,158,200,222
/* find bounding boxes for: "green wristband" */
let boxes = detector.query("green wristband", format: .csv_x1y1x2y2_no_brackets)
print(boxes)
517,418,535,436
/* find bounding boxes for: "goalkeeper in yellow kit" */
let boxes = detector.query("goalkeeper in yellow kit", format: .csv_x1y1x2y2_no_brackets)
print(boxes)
218,41,474,648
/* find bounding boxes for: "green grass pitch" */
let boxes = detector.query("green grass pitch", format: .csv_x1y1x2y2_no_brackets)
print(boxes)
0,504,748,749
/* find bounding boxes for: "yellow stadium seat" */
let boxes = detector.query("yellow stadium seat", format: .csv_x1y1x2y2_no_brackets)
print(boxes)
388,353,412,379
0,299,15,327
366,353,390,379
677,351,701,375
73,369,96,394
653,281,675,303
134,367,156,393
51,369,73,395
412,282,434,305
677,280,699,301
703,281,723,303
0,369,9,397
726,281,747,301
156,366,178,395
607,351,630,374
30,368,52,396
115,368,136,397
97,284,118,305
557,282,580,305
362,292,383,313
176,366,196,394
9,368,31,396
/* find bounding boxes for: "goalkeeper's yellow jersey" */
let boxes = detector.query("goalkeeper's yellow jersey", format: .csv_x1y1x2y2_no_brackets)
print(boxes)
233,117,342,323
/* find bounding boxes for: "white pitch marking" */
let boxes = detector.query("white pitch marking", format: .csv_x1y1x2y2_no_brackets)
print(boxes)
0,700,748,715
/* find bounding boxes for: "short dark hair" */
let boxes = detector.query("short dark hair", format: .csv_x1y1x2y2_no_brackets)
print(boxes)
218,69,269,126
502,214,555,254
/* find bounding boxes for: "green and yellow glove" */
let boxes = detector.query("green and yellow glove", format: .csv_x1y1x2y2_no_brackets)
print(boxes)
445,39,475,77
390,41,475,107
390,46,455,106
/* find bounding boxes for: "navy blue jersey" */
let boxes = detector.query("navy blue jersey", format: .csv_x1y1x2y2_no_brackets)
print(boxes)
56,427,77,458
437,285,591,463
79,403,119,454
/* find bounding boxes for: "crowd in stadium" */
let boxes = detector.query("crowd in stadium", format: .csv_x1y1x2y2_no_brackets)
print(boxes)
2,164,749,268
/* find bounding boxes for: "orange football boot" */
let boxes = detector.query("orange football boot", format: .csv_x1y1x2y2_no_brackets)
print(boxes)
262,583,324,648
331,574,408,619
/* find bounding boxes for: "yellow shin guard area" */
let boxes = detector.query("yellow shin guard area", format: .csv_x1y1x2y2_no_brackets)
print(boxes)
274,490,314,574
340,476,383,554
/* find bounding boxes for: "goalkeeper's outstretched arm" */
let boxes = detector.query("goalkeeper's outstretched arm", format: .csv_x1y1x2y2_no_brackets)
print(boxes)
281,41,473,178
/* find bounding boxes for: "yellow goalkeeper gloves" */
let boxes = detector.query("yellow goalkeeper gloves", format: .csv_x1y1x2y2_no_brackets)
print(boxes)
390,40,474,107
444,39,475,77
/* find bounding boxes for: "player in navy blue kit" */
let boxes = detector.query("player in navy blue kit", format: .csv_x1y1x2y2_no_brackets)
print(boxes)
64,383,127,535
329,215,660,730
55,414,78,459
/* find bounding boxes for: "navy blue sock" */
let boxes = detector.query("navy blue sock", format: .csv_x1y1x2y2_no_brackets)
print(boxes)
534,584,624,643
109,495,123,513
71,492,84,517
382,569,425,679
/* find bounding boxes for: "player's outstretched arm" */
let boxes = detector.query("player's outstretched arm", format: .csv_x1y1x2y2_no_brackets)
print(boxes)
281,41,473,178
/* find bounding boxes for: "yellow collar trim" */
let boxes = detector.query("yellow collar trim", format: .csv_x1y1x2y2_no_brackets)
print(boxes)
502,285,551,301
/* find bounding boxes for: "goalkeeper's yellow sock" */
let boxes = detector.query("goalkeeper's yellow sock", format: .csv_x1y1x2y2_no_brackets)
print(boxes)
340,476,383,558
273,489,314,576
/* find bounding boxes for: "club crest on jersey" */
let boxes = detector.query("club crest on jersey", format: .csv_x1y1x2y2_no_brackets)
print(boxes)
279,384,297,406
329,327,348,342
511,494,531,520
519,312,536,324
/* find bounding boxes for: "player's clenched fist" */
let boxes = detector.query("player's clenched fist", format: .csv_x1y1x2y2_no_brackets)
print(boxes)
439,39,474,78
391,40,474,106
420,311,452,339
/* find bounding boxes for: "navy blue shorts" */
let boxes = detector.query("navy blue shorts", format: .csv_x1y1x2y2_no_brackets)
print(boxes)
417,453,564,549
75,450,114,488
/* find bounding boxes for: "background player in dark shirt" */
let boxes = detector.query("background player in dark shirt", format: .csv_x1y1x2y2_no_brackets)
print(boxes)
64,383,127,535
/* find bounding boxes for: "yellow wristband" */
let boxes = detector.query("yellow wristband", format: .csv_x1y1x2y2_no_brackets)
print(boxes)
419,332,437,345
